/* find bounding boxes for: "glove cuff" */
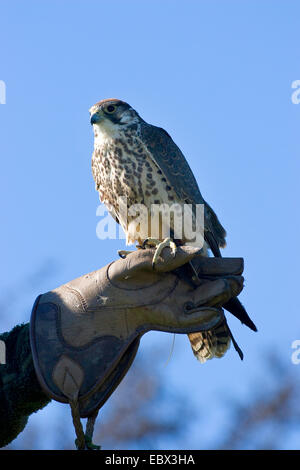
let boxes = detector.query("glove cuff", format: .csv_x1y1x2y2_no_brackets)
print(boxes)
30,294,140,418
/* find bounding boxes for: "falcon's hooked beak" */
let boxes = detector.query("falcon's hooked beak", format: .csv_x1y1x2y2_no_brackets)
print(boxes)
90,113,103,125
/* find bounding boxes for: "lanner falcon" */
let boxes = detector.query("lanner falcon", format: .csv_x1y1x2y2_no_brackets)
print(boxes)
90,98,256,363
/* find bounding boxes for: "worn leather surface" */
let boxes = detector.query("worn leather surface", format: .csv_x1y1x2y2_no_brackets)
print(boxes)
30,247,244,417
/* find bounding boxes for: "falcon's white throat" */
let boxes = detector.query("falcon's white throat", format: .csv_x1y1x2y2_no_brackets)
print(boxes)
92,114,140,148
92,120,122,147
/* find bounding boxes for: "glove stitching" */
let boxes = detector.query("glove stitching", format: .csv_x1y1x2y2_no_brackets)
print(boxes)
62,285,88,312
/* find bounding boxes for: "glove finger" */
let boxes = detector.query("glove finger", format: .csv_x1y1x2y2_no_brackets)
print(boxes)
153,246,207,272
112,248,243,281
189,276,244,309
153,247,244,276
156,307,225,334
191,256,244,276
112,246,203,279
109,249,161,280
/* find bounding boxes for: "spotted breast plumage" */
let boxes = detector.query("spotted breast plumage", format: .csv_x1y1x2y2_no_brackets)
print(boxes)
90,98,256,363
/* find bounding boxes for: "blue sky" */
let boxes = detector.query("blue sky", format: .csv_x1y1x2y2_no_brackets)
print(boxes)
0,0,300,449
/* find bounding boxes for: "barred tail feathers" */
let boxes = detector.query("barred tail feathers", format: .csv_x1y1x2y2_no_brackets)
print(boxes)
188,321,231,363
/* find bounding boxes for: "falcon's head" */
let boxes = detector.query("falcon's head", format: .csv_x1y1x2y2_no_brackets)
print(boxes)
89,99,140,136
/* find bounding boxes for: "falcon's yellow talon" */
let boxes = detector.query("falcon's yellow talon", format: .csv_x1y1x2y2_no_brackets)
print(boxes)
142,237,177,268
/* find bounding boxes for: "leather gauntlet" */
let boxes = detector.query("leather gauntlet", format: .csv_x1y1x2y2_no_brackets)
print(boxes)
30,246,244,420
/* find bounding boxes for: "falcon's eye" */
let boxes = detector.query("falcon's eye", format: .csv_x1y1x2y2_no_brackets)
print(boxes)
105,104,117,114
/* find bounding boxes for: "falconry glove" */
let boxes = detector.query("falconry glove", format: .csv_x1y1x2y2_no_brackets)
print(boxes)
30,246,244,449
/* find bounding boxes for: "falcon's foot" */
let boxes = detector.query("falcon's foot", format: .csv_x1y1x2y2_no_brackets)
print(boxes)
142,237,177,268
118,250,134,259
